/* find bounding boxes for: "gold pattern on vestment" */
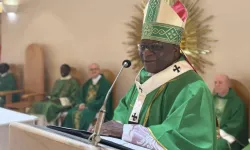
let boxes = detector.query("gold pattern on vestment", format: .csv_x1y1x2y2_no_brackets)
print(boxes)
74,111,81,129
86,84,99,104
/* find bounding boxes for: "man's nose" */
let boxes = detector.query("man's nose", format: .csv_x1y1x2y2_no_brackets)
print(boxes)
143,49,154,56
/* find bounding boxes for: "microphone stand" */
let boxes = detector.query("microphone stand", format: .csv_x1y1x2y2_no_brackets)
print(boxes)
88,65,126,146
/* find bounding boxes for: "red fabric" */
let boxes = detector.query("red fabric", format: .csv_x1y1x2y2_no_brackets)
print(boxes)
185,57,197,73
172,1,187,21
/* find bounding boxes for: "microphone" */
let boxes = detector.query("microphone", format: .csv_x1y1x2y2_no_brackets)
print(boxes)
123,60,131,68
88,60,131,146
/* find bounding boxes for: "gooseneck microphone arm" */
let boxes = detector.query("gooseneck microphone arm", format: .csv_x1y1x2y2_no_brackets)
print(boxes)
88,60,131,146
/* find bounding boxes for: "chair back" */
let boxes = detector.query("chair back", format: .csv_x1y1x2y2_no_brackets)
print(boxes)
231,79,250,136
102,69,115,84
70,67,84,85
24,44,45,94
101,69,116,109
9,64,23,89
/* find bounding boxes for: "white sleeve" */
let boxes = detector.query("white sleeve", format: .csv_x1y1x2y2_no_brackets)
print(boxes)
220,129,236,144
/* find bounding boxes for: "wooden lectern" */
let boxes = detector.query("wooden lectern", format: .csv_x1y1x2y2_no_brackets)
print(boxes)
9,123,149,150
9,123,113,150
0,108,37,150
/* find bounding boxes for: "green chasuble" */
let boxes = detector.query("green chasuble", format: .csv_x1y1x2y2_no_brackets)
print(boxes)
29,78,79,122
113,69,217,150
62,75,113,130
0,73,19,107
214,89,248,150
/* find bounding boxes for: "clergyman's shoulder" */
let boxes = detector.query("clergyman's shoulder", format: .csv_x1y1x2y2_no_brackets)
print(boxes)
70,78,78,83
177,71,211,95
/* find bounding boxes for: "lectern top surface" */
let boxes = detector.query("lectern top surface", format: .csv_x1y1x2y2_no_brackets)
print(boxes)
0,108,37,125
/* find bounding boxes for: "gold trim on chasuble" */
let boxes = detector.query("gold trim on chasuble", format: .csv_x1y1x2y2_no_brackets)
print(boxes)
143,83,167,126
73,83,99,129
148,128,168,150
127,75,181,150
143,79,178,150
216,116,220,139
128,61,193,124
142,76,178,126
128,78,176,125
74,111,81,129
86,84,100,104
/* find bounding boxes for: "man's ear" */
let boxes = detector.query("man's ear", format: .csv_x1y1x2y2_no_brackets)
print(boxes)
212,88,216,95
174,45,181,52
173,45,181,59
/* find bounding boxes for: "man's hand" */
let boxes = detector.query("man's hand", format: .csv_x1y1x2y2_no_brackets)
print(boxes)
217,129,221,139
78,103,85,111
90,120,123,138
44,96,50,101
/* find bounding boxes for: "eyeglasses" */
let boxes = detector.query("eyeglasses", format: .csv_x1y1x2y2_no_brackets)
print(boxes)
89,68,99,71
137,43,164,52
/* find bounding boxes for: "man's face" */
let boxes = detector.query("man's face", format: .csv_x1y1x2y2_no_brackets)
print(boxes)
0,64,3,74
88,64,101,79
0,64,9,74
138,39,180,73
214,75,230,95
60,65,70,77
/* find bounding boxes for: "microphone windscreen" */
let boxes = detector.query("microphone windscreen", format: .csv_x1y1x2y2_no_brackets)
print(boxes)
122,60,132,68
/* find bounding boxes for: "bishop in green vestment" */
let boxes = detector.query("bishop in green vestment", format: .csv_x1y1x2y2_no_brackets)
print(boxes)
0,63,19,107
214,74,248,150
29,64,79,123
95,1,217,150
62,63,113,130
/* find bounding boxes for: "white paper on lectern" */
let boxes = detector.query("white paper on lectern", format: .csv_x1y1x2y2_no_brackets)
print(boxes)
60,97,71,106
101,136,150,150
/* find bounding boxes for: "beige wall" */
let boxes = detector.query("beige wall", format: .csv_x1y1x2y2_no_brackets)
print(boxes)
2,0,142,105
198,0,250,91
2,0,250,104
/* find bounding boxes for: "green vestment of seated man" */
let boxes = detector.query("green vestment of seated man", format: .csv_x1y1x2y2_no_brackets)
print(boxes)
29,64,79,124
214,74,248,150
0,63,19,107
62,63,113,130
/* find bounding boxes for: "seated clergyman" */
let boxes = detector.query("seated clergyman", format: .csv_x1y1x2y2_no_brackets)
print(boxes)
29,64,79,125
214,74,248,150
62,63,113,130
0,63,19,107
